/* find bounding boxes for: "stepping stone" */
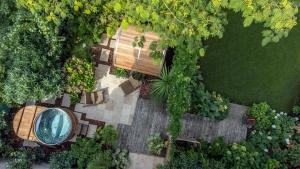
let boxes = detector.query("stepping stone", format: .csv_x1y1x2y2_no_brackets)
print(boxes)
61,93,71,107
100,35,109,46
23,140,40,147
110,39,116,48
95,64,110,80
86,124,98,138
41,98,56,105
100,49,110,62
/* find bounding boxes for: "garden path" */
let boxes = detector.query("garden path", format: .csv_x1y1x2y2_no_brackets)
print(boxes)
117,99,248,155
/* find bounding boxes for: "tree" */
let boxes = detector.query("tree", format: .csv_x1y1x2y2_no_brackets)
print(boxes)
0,10,63,104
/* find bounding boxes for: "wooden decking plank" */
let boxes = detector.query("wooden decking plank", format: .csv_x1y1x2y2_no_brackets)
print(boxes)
18,106,37,139
13,108,25,134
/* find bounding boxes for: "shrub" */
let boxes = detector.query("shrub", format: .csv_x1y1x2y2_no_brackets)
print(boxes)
63,56,96,103
147,133,165,155
6,149,33,169
87,150,113,169
207,137,227,157
249,107,296,151
70,138,101,169
0,10,63,105
113,148,130,169
49,151,75,169
191,75,229,120
292,106,300,115
94,125,118,147
151,66,171,102
224,143,260,168
249,102,274,130
287,144,300,167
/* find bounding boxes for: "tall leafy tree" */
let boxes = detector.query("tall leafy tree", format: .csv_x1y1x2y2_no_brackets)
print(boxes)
0,10,63,104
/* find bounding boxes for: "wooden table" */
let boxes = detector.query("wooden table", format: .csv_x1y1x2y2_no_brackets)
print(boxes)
13,105,47,141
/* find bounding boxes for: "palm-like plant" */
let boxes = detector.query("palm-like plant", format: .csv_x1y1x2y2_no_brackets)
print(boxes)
151,66,171,102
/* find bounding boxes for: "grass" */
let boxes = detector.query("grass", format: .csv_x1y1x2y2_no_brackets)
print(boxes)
200,12,300,111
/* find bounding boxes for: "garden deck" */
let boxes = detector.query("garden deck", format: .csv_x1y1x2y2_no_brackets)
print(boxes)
13,106,46,141
117,99,248,155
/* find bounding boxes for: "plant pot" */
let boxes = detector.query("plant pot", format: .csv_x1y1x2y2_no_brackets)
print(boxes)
140,82,151,99
246,117,256,126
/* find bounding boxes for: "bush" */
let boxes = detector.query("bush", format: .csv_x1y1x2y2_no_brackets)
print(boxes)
0,10,63,105
49,151,75,169
63,56,96,103
207,137,227,157
94,125,118,147
0,107,13,159
147,133,165,155
87,150,113,169
287,144,300,167
113,148,130,169
191,75,229,120
249,102,274,130
6,149,33,169
70,138,101,169
151,66,171,102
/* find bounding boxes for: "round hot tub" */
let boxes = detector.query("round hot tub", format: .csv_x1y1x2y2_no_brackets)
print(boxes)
34,108,77,145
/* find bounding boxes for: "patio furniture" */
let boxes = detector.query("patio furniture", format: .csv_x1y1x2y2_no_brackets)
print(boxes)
119,76,142,96
82,88,109,107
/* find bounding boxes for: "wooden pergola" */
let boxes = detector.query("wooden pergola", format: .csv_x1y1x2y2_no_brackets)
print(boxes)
113,26,165,77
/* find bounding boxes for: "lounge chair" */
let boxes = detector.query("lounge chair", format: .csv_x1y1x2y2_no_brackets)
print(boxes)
82,88,109,107
119,76,142,96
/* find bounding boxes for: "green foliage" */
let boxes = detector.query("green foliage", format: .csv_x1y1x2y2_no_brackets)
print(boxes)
147,133,165,155
6,149,33,169
94,125,118,147
114,68,129,78
113,148,130,169
249,102,274,130
70,138,101,169
16,0,111,43
150,41,163,65
132,35,145,48
286,144,300,167
292,106,300,115
207,137,227,157
228,0,298,46
87,150,113,169
224,143,260,169
0,10,63,105
191,75,229,120
151,66,172,102
64,56,96,103
49,151,75,169
167,46,198,138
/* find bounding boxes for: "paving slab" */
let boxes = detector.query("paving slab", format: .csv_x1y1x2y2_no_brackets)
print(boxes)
129,153,165,169
61,93,71,107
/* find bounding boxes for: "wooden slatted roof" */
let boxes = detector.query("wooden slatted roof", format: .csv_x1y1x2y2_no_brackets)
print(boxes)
114,26,165,77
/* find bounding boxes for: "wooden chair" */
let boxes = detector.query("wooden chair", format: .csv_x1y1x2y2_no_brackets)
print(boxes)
82,88,109,107
119,76,142,96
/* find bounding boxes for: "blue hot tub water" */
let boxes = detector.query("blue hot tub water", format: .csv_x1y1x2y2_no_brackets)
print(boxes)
34,108,72,145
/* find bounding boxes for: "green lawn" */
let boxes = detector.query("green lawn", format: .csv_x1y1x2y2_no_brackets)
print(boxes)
200,12,300,111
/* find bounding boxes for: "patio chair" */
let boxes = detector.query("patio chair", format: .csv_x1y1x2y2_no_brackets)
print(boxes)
82,88,109,107
119,76,142,96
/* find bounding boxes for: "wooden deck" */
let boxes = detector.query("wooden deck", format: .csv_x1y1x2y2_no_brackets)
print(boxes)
117,99,248,155
13,106,47,141
114,26,164,77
